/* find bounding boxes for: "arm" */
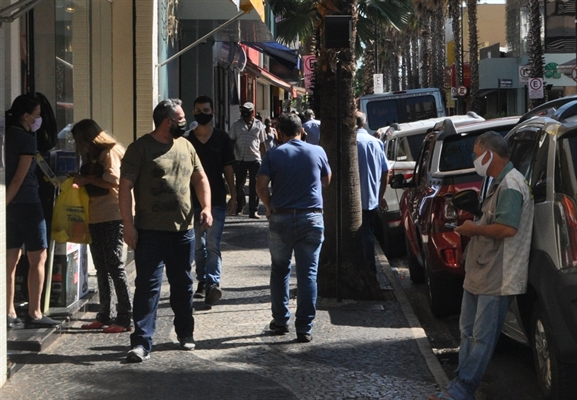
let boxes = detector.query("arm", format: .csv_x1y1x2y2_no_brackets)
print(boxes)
256,174,272,218
73,174,118,189
223,164,237,215
321,172,332,187
6,155,34,204
455,220,518,239
379,171,389,211
191,170,213,229
119,177,137,249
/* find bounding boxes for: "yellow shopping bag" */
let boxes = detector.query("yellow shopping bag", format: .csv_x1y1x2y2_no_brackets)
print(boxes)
51,177,91,244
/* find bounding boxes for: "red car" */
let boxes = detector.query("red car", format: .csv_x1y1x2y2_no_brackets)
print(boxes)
391,117,520,316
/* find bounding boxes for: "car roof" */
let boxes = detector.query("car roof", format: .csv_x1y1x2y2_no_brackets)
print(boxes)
382,112,485,139
435,116,520,140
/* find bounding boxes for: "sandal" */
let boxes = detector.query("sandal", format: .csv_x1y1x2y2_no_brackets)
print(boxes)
102,324,132,333
428,391,456,400
81,320,106,330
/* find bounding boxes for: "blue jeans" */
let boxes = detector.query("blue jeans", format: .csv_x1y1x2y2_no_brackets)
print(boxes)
194,206,226,287
130,229,195,353
446,289,513,400
268,212,324,334
361,209,378,272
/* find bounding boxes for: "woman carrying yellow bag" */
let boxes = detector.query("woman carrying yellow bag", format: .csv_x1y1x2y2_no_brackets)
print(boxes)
71,119,132,333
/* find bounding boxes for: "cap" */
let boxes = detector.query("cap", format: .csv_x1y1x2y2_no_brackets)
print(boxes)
241,102,255,111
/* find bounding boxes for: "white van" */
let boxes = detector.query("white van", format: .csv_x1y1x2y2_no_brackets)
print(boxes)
359,88,446,137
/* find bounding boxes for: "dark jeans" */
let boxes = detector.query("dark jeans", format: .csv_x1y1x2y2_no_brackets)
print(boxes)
89,220,132,327
130,229,195,353
234,160,261,214
361,209,378,272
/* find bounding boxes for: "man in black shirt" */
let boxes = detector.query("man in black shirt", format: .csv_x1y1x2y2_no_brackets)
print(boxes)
187,96,236,305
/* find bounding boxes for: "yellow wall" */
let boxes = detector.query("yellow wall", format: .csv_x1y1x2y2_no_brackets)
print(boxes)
463,4,506,61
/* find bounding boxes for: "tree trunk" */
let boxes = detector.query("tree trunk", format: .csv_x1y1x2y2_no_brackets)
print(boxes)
466,0,480,112
528,0,545,108
317,0,385,300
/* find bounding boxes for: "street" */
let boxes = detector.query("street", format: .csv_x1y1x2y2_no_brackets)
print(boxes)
386,255,546,400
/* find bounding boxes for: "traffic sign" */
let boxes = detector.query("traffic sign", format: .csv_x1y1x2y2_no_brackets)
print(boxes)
457,86,467,96
572,66,577,82
373,74,383,94
519,65,531,84
529,78,544,99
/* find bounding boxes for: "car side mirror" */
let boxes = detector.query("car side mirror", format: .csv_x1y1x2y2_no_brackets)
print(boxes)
390,173,407,189
452,189,482,217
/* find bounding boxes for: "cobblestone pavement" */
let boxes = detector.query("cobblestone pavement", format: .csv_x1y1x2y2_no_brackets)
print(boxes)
1,212,446,399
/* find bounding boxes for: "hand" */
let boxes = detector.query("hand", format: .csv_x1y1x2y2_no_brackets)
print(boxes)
454,220,477,237
123,224,138,249
200,208,213,229
72,173,88,186
379,197,389,212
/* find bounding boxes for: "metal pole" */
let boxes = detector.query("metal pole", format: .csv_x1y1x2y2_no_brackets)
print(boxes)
336,57,342,302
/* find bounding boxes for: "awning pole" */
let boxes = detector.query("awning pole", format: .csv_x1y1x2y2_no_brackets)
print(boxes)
0,0,44,26
157,10,247,68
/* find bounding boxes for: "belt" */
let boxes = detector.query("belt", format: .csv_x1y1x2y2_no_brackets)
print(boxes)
272,208,322,214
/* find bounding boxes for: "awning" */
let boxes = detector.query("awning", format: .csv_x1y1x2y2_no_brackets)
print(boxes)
476,89,497,97
159,0,272,68
244,60,293,92
243,42,301,71
0,0,44,26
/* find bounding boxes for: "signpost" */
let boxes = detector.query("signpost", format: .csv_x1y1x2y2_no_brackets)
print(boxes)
519,65,531,84
373,74,383,94
529,78,544,99
303,55,316,93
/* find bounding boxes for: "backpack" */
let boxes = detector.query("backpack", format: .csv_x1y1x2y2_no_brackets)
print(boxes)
32,92,58,152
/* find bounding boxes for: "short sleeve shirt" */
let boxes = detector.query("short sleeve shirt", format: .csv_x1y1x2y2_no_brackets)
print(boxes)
5,125,40,203
88,145,124,224
229,118,266,162
356,128,389,210
120,134,203,231
258,139,331,210
187,128,235,208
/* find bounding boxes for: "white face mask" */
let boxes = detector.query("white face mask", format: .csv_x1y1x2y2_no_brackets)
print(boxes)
473,150,493,177
30,116,43,132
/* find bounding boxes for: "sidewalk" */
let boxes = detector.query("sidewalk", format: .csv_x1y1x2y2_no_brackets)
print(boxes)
0,213,447,399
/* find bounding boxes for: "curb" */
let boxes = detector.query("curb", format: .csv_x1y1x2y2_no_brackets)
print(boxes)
375,244,450,389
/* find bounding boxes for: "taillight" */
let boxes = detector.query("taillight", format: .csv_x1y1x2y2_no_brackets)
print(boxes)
443,249,458,267
392,168,413,181
557,194,577,270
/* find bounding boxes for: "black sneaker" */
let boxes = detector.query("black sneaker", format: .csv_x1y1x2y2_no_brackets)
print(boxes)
194,282,206,299
269,320,289,335
297,332,312,343
25,315,61,329
126,346,150,362
204,285,222,305
7,315,22,330
177,336,196,350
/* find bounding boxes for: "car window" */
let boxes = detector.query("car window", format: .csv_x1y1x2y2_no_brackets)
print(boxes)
415,138,433,185
555,133,577,201
405,96,438,122
387,138,396,160
404,133,428,161
367,100,399,130
439,135,478,171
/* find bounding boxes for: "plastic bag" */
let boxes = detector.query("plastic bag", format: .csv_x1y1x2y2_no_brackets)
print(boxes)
51,177,91,244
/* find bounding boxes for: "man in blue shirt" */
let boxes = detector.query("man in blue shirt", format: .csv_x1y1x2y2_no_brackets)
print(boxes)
256,113,331,343
302,109,321,145
356,111,389,272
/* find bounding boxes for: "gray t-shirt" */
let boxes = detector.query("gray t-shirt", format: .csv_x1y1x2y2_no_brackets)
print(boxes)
121,134,203,232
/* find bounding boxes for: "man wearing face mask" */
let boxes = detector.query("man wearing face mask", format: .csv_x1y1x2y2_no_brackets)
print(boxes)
186,95,236,305
429,131,533,400
119,98,213,362
229,102,267,219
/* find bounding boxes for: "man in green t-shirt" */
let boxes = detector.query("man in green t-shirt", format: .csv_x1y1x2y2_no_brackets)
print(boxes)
119,98,212,363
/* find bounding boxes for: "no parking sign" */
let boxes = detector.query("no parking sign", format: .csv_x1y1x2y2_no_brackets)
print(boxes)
529,78,543,99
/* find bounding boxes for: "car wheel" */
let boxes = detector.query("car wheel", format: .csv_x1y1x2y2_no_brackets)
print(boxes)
531,302,577,399
425,259,462,318
406,234,425,283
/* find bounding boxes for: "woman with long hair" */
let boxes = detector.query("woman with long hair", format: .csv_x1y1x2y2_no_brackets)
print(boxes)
5,94,61,329
71,119,132,333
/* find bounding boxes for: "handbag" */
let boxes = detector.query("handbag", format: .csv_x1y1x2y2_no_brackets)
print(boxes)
51,177,92,244
80,161,109,196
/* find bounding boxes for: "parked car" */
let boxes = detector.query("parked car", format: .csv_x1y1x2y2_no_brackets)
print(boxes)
391,116,520,316
487,101,577,399
376,112,485,259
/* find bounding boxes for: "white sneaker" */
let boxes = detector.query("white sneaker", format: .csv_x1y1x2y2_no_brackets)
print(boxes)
126,346,150,362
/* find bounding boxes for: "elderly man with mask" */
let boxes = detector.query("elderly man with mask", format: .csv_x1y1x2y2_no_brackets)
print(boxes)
229,102,267,219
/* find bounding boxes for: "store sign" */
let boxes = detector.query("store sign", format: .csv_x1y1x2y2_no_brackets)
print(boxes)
498,79,513,88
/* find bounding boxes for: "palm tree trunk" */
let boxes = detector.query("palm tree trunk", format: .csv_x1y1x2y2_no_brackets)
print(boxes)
466,0,480,111
317,0,385,300
528,0,545,108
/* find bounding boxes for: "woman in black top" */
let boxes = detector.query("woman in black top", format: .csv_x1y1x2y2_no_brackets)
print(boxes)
5,94,60,329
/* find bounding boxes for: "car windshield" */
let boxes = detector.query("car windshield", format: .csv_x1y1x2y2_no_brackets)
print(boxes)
439,126,513,172
556,134,577,201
